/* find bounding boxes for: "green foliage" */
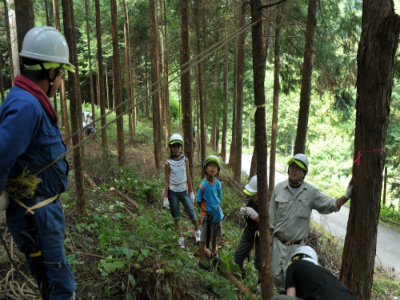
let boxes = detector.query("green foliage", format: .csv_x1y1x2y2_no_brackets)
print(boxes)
379,206,400,228
334,89,355,120
372,272,400,298
135,120,154,144
169,96,180,121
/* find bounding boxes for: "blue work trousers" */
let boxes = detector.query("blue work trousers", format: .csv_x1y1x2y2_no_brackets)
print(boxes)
6,196,76,300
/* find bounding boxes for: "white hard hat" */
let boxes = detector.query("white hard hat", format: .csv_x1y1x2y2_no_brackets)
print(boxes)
20,26,75,72
287,153,309,175
291,245,318,265
169,133,184,147
244,175,257,195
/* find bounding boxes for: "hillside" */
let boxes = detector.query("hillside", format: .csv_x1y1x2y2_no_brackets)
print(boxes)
0,134,399,300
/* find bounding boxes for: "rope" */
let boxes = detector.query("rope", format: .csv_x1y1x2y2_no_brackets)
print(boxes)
0,230,41,299
13,195,58,215
34,17,262,177
0,268,40,300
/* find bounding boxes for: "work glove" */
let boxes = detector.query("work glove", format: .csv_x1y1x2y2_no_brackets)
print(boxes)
345,180,353,200
163,198,170,209
190,192,195,204
0,190,10,211
240,207,258,220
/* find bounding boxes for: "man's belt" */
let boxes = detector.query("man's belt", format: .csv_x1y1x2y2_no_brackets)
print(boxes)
275,235,301,246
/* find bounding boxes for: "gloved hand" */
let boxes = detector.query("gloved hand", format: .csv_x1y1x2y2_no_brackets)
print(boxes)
240,207,258,219
190,192,195,203
345,180,353,199
163,198,170,209
239,207,247,216
0,190,10,211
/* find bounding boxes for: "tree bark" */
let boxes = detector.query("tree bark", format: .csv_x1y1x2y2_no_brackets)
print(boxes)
269,5,282,195
44,0,49,26
15,0,34,53
220,3,229,162
160,0,170,150
122,0,133,145
294,0,317,154
210,34,220,151
194,0,205,178
233,0,246,183
251,0,273,298
154,2,163,145
94,0,108,149
85,0,95,129
53,0,69,139
3,0,14,85
340,2,400,299
182,0,194,184
8,0,19,79
111,0,125,165
149,0,161,169
228,6,238,170
61,0,87,216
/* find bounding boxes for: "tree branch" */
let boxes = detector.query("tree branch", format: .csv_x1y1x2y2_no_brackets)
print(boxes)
260,0,287,10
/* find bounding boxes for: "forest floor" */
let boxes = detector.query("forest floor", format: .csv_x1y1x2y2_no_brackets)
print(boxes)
0,132,399,299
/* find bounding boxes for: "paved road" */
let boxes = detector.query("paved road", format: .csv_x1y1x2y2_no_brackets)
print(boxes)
312,207,400,281
231,153,400,281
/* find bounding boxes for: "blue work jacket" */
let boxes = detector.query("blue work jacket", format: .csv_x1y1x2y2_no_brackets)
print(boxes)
0,86,69,198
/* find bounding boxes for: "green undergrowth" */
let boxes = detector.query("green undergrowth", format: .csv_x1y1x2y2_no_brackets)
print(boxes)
379,205,400,229
58,136,399,299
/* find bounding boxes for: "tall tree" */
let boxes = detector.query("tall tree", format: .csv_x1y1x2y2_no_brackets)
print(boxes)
220,1,229,162
122,0,133,145
126,2,136,131
269,5,282,194
233,0,246,183
61,0,87,216
228,7,238,169
3,0,14,85
14,0,34,52
94,0,108,148
149,0,161,169
340,1,400,299
209,33,220,151
53,0,69,142
251,0,273,298
160,0,170,150
294,0,317,154
8,0,19,79
85,0,95,128
111,0,125,165
154,0,163,145
194,0,205,177
182,0,194,182
44,0,49,26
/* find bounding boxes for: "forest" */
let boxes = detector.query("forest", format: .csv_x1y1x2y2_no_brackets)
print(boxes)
0,0,400,299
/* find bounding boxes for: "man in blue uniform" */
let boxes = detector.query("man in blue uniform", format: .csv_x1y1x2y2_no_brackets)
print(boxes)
0,26,76,300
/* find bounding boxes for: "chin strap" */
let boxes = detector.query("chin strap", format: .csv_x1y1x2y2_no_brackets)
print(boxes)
39,63,55,96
